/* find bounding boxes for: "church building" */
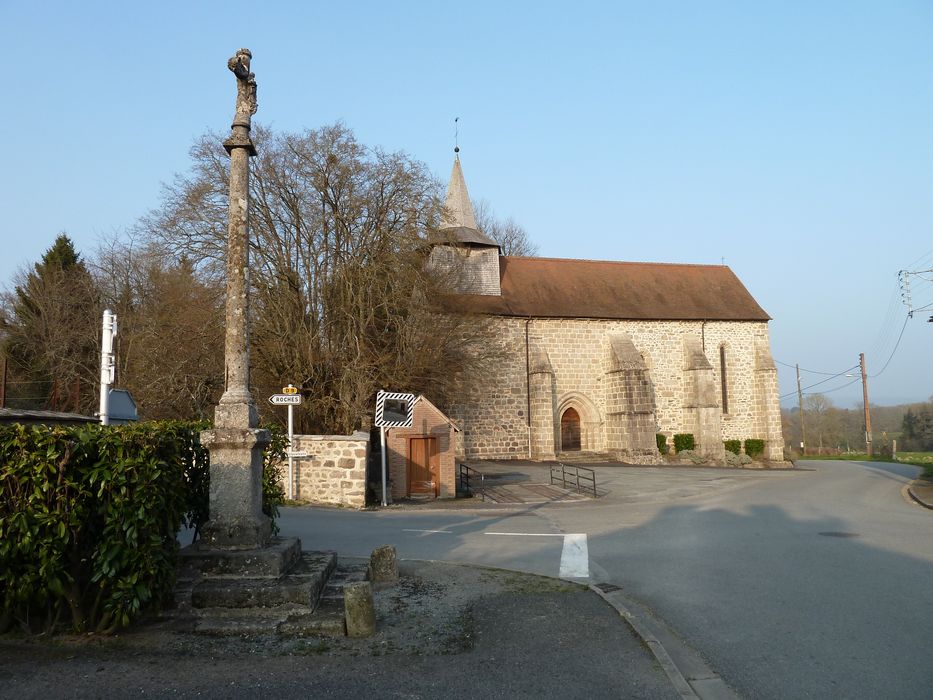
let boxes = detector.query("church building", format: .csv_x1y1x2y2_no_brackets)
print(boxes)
429,154,784,464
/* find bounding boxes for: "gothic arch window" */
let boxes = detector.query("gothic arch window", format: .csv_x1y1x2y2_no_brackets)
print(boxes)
720,344,729,414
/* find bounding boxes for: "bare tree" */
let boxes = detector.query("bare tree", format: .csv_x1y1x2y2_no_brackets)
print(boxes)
141,124,498,433
92,237,225,420
473,198,538,257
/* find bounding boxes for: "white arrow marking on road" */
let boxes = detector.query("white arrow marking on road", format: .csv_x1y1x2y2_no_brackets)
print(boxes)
558,533,589,578
403,529,452,534
485,532,590,579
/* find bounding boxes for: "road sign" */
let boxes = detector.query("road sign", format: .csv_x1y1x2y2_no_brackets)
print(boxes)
269,394,302,405
283,385,299,395
287,451,310,458
375,390,415,428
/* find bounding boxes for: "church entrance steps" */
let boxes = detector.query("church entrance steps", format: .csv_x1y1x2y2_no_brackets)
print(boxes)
556,451,615,464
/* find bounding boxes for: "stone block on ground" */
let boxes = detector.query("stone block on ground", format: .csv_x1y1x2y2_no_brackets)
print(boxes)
344,581,376,638
367,544,398,587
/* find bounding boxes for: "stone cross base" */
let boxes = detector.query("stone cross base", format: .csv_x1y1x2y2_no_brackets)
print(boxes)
200,427,272,550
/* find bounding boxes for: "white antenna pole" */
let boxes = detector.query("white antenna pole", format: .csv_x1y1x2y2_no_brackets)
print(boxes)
98,309,117,425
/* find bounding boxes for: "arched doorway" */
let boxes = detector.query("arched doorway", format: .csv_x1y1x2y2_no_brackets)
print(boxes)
560,407,581,451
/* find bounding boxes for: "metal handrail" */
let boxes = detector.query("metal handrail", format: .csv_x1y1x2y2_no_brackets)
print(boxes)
458,463,485,501
550,463,598,498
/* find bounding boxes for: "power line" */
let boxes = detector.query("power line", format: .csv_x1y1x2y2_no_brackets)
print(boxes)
779,365,859,399
869,315,910,378
774,359,856,376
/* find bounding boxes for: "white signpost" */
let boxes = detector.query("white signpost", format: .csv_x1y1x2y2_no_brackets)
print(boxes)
98,309,117,425
269,385,303,499
374,390,416,507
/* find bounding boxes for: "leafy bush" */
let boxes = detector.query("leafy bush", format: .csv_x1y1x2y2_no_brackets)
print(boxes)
725,451,753,467
673,433,695,453
676,449,707,465
656,433,669,454
262,425,287,532
724,440,741,455
744,439,765,459
0,420,285,635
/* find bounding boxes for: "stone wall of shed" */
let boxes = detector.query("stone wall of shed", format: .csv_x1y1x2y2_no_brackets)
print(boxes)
287,432,369,507
386,400,458,500
447,318,783,461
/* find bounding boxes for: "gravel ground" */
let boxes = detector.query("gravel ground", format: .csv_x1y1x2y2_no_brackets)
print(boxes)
0,561,677,699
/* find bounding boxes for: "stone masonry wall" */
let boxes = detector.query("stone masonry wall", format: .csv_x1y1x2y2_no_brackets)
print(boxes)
446,318,784,460
287,432,369,508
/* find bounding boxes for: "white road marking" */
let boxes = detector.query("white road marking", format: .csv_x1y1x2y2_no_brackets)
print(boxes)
402,529,452,534
484,532,590,579
559,533,589,578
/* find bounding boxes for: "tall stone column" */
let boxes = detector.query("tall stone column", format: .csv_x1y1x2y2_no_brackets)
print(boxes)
200,49,271,549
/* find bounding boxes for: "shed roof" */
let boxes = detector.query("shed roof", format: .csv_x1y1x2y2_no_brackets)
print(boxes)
441,256,770,321
0,407,97,425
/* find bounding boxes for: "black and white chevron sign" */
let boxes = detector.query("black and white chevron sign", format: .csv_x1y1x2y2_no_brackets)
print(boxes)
375,390,415,428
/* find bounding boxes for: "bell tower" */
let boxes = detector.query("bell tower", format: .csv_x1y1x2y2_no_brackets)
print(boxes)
428,150,501,296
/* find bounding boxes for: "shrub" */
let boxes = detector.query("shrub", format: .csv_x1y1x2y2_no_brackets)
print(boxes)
677,449,707,465
0,420,285,635
261,425,287,532
744,439,766,459
725,451,753,467
673,433,695,453
724,440,741,455
656,433,669,454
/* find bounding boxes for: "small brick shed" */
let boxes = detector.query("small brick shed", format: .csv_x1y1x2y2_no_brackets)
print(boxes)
386,396,460,500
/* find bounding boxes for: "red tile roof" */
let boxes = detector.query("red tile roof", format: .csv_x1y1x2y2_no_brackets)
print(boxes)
442,256,770,321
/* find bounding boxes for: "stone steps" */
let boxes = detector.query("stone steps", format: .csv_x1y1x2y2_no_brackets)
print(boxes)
170,539,368,637
556,451,614,464
191,551,336,609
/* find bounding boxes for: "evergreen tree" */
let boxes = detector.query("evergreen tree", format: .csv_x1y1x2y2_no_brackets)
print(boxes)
1,234,100,412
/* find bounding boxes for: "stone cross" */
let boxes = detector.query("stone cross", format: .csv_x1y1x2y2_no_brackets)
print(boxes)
199,49,271,549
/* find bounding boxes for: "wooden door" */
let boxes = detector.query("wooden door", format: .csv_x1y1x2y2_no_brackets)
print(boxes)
561,408,581,451
408,437,438,498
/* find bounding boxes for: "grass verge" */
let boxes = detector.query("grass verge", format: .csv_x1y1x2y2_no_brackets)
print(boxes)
798,452,933,477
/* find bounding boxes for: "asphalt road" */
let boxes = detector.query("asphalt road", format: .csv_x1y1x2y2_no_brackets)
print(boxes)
278,460,933,699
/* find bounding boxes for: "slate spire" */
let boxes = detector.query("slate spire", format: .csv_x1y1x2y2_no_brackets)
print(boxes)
442,153,478,230
438,150,499,248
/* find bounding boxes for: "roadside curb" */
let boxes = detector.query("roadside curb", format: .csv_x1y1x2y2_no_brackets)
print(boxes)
906,479,933,510
590,583,740,700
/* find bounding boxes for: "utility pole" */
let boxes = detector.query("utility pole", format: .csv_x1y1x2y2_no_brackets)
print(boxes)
860,352,873,457
796,363,806,455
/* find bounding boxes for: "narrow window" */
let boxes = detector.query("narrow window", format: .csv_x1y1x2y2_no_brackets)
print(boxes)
720,345,729,414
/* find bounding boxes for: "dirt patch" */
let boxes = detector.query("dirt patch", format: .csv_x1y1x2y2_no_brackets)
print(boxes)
0,561,583,661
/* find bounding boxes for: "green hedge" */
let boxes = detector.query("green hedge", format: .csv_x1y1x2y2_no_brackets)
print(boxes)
656,433,668,454
673,433,695,453
0,421,285,635
744,439,765,459
724,440,741,455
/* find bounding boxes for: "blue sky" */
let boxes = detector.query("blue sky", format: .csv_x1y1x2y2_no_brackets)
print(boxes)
4,1,932,407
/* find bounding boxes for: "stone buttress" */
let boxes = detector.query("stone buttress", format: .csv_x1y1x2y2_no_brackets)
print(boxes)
683,336,726,460
605,334,659,463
